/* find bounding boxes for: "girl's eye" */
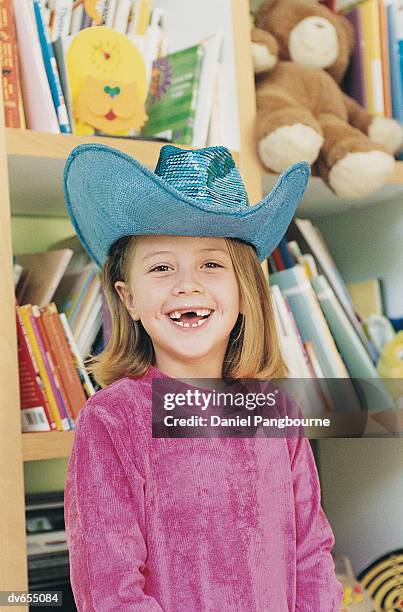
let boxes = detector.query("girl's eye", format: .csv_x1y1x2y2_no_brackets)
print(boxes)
149,265,172,272
203,261,222,269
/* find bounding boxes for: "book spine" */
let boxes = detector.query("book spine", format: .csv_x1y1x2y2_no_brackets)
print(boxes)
60,313,96,398
379,0,392,117
0,0,25,128
34,305,76,429
30,306,71,430
346,8,367,107
71,274,101,338
33,0,71,133
51,0,73,41
18,305,62,430
43,304,87,420
16,308,53,432
386,0,403,122
12,0,60,132
272,248,285,271
278,237,295,269
113,0,131,32
68,268,96,323
361,0,385,115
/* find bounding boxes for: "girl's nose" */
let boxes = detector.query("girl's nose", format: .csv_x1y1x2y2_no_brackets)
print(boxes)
172,275,204,295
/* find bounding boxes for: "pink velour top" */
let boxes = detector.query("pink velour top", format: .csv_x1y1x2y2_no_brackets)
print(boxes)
64,365,343,611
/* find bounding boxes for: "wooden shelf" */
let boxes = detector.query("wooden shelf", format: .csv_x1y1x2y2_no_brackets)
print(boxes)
262,161,403,218
6,128,239,217
22,431,74,462
5,128,172,164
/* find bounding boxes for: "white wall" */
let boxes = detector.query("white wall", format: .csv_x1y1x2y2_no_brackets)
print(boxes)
315,198,403,319
318,438,403,574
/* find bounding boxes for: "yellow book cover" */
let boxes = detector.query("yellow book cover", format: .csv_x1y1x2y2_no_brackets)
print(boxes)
18,305,63,431
347,278,383,320
361,0,384,115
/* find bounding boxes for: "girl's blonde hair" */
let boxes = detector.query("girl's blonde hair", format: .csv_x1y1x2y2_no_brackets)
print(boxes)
88,236,288,387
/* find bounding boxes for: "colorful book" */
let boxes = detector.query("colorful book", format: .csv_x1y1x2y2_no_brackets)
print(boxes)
361,0,384,115
16,307,54,432
386,0,403,122
18,305,64,431
32,0,71,133
379,0,392,117
12,0,59,132
30,305,72,430
0,0,25,128
142,44,204,144
41,303,87,421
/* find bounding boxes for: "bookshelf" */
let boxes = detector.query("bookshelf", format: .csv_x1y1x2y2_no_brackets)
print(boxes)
262,162,403,217
0,0,262,602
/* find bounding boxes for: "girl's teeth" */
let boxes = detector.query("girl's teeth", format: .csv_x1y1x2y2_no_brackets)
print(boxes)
172,317,209,328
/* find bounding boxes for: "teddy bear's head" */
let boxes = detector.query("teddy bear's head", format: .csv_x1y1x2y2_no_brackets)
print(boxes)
255,0,354,83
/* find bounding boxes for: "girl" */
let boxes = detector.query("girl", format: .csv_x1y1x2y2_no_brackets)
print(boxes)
63,143,343,611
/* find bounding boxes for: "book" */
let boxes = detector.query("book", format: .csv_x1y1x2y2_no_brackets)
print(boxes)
269,265,351,378
41,303,87,420
12,0,59,132
386,0,403,122
50,0,73,42
31,304,74,429
77,296,103,357
379,0,392,117
33,0,71,133
347,278,383,319
142,43,204,144
345,7,367,107
191,33,222,148
69,271,101,337
312,275,395,411
59,313,96,398
270,285,312,378
0,0,25,128
361,0,384,115
278,237,295,269
16,307,54,432
53,264,96,323
288,219,378,363
18,305,64,431
15,249,73,307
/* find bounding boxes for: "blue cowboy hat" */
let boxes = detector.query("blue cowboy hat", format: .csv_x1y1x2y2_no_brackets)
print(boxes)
63,143,310,267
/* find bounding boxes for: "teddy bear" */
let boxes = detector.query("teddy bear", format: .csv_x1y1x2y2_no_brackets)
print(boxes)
251,0,402,198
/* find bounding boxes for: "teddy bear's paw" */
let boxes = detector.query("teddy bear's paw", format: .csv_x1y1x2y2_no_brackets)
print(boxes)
368,117,403,154
258,124,323,172
251,42,278,73
328,151,395,198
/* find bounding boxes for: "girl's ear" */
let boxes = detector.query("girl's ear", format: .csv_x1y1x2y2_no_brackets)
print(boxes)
114,281,140,321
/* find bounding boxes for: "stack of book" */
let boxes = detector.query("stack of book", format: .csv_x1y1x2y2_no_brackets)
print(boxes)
0,0,222,147
14,242,102,433
341,0,403,123
269,218,395,413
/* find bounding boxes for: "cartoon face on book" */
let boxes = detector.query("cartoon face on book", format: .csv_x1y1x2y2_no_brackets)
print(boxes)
67,27,148,136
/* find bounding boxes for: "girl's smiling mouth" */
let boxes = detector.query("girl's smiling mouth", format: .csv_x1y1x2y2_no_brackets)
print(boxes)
166,308,214,329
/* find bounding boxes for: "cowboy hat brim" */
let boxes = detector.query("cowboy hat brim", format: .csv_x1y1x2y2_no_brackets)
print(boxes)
63,143,310,267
